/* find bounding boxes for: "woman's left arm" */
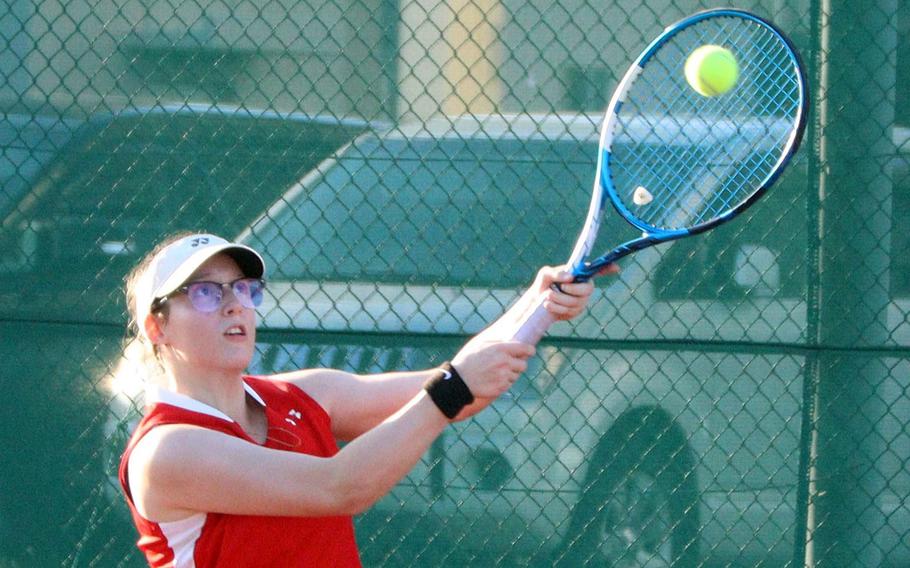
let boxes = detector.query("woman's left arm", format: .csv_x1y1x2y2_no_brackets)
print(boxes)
280,333,533,441
281,367,432,441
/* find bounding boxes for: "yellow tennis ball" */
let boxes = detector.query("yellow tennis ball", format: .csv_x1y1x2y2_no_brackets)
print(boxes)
685,45,739,97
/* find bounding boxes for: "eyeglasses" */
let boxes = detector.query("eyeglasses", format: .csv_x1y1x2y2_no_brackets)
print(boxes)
156,278,266,313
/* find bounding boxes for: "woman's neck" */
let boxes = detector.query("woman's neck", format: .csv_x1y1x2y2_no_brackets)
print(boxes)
162,365,249,423
159,368,268,443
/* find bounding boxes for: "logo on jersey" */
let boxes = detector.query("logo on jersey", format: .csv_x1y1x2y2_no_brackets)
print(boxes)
285,409,302,426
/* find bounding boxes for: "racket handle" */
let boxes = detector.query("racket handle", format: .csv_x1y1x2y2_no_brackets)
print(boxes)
511,298,557,345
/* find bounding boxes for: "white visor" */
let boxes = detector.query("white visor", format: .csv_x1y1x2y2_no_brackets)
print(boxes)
135,234,265,339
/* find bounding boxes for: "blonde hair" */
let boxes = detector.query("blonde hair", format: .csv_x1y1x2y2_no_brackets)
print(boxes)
124,231,197,355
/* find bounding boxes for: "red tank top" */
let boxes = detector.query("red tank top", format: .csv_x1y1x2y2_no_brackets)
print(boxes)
119,376,361,567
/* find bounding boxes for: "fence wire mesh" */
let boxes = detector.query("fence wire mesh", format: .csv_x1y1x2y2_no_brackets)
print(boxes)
0,0,908,566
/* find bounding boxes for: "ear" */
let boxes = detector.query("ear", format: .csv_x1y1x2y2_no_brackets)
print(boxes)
143,311,167,345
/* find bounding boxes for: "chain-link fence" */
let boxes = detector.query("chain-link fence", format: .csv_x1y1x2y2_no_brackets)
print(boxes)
1,0,908,566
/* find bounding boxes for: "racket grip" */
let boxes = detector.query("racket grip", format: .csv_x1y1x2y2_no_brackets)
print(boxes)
511,300,557,345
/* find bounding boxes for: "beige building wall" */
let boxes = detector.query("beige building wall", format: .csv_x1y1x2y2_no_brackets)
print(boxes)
395,0,510,121
440,0,505,116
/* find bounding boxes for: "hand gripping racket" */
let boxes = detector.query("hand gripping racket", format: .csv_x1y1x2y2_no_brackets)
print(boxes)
505,8,809,345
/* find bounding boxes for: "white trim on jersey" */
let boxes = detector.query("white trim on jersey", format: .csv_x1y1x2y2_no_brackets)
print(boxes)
145,380,267,422
158,513,206,568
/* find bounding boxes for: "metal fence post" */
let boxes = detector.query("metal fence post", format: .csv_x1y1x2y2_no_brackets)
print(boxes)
810,1,897,566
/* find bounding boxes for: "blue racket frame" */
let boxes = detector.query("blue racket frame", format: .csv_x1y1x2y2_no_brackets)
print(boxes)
504,8,809,344
571,8,809,281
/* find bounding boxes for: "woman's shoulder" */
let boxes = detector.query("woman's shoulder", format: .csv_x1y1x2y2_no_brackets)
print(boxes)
245,369,357,411
244,372,339,409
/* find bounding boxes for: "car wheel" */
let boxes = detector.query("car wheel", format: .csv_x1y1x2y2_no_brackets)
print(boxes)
555,408,700,567
592,467,679,567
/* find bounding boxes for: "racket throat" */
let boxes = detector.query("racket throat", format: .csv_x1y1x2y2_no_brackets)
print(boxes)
575,232,684,280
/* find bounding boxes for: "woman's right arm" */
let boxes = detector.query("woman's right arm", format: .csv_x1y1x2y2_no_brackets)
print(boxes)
127,340,536,522
128,389,448,521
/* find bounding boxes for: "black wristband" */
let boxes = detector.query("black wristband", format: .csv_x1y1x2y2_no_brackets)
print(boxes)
423,361,475,419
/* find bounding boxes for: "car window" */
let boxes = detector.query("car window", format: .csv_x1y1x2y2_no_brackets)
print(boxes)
248,133,632,287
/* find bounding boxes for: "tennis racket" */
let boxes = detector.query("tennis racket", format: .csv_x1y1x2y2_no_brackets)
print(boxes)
504,8,809,345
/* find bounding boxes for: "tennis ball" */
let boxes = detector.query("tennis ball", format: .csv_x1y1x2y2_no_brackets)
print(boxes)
685,45,739,97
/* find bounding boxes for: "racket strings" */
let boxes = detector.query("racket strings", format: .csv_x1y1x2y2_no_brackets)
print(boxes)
609,15,803,231
627,69,718,218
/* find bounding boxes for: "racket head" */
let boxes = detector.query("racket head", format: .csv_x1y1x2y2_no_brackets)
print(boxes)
576,9,808,277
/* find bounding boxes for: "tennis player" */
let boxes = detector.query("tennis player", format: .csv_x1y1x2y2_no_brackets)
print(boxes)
118,232,613,567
